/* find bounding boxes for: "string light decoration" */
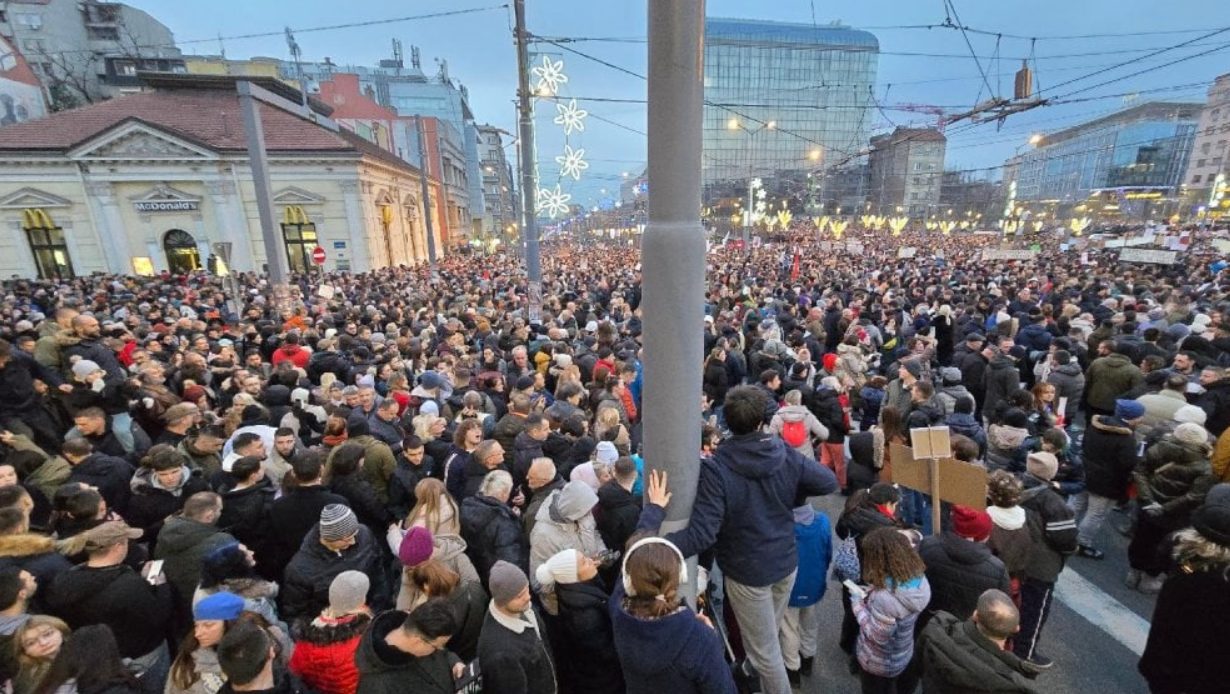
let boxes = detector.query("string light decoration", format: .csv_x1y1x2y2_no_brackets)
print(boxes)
553,99,588,135
531,55,600,219
531,55,567,95
555,145,589,180
538,184,572,218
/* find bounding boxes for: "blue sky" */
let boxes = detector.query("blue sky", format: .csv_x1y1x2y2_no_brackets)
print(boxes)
132,1,1228,207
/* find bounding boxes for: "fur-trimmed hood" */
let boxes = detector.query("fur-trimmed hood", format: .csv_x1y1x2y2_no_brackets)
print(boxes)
293,611,372,645
0,533,56,558
1091,415,1133,436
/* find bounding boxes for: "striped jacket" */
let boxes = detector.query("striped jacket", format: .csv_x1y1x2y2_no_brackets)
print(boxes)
1020,475,1079,583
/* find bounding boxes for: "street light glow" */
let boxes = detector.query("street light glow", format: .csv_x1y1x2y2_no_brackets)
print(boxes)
766,120,777,130
1028,133,1043,146
727,117,740,130
808,148,822,161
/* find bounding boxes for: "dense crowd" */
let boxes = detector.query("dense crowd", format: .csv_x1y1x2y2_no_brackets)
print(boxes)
0,226,1226,694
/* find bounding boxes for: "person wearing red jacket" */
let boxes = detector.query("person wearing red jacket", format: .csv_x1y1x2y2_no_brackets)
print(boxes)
271,333,310,370
289,571,372,694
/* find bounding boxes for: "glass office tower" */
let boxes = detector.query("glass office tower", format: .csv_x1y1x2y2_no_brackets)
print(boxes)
703,18,879,191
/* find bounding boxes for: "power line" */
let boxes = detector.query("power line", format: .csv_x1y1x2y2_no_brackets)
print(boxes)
941,0,996,101
1043,28,1230,95
1050,40,1230,100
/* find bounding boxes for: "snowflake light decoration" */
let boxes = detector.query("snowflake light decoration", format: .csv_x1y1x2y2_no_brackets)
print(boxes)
555,145,589,180
531,56,568,96
553,99,588,135
537,184,572,219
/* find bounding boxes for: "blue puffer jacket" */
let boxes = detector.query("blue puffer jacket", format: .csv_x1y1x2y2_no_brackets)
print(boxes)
609,584,735,694
1015,321,1053,353
789,508,832,607
640,433,839,586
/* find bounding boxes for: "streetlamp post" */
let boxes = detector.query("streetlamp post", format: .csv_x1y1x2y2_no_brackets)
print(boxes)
729,117,775,245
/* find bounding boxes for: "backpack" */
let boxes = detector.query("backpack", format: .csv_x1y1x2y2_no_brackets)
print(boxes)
780,418,808,448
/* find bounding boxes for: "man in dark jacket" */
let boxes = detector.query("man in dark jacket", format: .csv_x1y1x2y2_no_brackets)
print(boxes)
1016,452,1078,668
126,453,212,544
596,457,640,553
0,338,66,453
476,561,556,694
638,385,838,694
1196,369,1230,437
984,346,1022,425
268,455,347,571
67,406,151,463
61,437,135,517
511,414,549,494
281,504,389,623
1078,399,1143,559
60,315,126,385
918,505,1011,633
1084,340,1144,417
154,492,236,635
1044,350,1085,425
918,590,1042,693
460,470,528,585
217,456,276,575
46,521,174,681
355,599,461,694
957,336,990,419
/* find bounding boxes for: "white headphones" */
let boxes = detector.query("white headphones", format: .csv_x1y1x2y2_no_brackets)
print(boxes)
621,536,688,597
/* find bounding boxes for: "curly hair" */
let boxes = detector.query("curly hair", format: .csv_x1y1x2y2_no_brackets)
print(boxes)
860,526,925,589
986,470,1023,508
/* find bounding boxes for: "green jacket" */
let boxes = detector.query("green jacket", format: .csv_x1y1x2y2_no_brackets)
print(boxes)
1085,353,1143,411
329,435,397,504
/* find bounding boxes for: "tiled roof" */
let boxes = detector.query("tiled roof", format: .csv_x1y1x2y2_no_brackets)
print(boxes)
0,88,380,157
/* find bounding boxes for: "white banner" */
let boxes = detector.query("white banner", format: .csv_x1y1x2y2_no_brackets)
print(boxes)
897,247,917,259
1119,248,1179,265
981,249,1037,261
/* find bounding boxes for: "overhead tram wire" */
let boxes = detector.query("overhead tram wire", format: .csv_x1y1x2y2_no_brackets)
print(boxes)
1040,26,1230,95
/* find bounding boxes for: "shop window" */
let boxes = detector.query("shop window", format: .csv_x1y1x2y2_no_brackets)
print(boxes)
22,209,72,279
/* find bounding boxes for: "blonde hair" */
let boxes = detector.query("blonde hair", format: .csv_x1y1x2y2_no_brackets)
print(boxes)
408,479,460,536
14,615,69,667
593,407,622,441
413,414,445,443
1172,527,1230,575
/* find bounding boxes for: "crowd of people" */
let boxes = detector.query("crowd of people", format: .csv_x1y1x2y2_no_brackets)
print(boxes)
0,225,1225,694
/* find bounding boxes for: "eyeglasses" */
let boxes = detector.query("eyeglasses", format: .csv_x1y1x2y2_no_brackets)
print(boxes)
21,629,60,649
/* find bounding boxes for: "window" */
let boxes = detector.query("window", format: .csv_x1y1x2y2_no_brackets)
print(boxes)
25,226,73,280
281,222,318,273
1202,142,1212,155
1193,175,1203,184
114,60,136,76
1198,159,1207,167
87,26,119,41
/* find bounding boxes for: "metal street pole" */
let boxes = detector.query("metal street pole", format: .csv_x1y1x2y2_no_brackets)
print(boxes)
236,80,290,311
643,0,704,583
415,115,438,269
514,0,542,322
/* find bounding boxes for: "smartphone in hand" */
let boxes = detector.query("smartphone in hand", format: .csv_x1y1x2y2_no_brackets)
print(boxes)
843,578,867,599
143,560,165,586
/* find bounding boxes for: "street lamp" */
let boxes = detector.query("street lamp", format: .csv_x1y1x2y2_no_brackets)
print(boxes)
808,148,822,162
730,118,778,244
1028,133,1043,146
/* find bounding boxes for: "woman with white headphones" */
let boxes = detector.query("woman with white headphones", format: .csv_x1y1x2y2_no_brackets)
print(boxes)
608,471,736,694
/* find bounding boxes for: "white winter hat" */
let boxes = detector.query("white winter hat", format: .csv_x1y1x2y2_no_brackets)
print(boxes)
534,549,580,588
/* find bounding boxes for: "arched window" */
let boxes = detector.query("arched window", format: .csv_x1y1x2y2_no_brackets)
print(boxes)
22,208,73,279
163,229,200,274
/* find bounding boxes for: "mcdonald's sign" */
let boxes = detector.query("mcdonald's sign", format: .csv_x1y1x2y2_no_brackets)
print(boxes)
282,206,311,225
20,208,55,230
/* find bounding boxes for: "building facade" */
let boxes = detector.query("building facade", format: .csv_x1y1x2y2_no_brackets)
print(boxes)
476,124,516,239
0,0,183,108
868,127,946,217
0,32,47,126
702,18,878,189
1014,101,1200,203
0,75,436,279
1182,73,1230,214
286,48,487,237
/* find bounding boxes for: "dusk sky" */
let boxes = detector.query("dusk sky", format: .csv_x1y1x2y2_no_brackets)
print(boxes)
131,1,1228,207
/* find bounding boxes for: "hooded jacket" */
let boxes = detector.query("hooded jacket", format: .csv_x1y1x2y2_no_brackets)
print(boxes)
1019,476,1077,583
918,611,1041,693
529,484,605,614
153,515,236,619
983,356,1020,423
1045,362,1085,421
0,533,72,612
609,584,735,694
985,423,1029,474
1085,353,1144,411
852,576,932,677
919,533,1011,629
66,452,135,516
1082,415,1140,499
809,386,848,444
281,525,387,624
986,505,1033,577
1133,434,1214,529
644,432,838,587
126,466,211,541
553,580,625,694
288,612,371,694
769,404,829,459
355,610,457,694
595,480,640,552
272,343,310,370
1014,321,1052,353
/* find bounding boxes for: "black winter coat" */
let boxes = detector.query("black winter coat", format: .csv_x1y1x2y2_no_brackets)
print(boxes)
153,516,236,625
330,473,394,531
66,453,135,517
268,485,348,570
1082,416,1140,500
218,481,276,566
476,608,557,694
983,356,1021,424
809,388,848,444
1019,477,1078,583
918,612,1040,693
1196,378,1230,436
460,494,528,583
555,581,625,694
919,533,1011,628
0,533,72,613
45,563,173,658
595,481,640,553
125,470,211,545
703,359,730,405
1139,567,1230,694
1133,435,1214,529
281,525,388,624
387,456,433,520
0,350,63,418
355,610,457,694
444,580,488,662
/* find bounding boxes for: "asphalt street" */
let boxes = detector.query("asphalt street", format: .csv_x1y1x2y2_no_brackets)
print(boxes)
796,492,1155,694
